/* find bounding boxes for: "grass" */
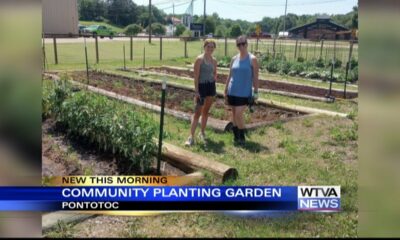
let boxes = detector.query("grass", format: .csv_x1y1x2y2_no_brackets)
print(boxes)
42,80,358,236
44,38,358,92
44,220,74,238
42,41,358,236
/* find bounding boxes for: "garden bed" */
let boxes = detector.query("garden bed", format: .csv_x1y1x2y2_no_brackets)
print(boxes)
147,66,358,99
42,118,186,177
65,71,307,128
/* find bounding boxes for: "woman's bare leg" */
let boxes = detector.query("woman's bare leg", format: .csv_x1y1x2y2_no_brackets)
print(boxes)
200,96,214,134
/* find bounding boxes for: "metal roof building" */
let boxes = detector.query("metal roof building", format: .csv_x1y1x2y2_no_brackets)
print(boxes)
288,16,350,40
42,0,78,37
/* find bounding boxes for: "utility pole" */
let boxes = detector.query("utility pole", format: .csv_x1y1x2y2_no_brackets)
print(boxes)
283,0,288,33
172,2,175,36
149,0,152,43
203,0,206,37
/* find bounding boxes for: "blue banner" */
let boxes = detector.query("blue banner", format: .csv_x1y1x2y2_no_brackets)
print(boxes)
0,186,340,212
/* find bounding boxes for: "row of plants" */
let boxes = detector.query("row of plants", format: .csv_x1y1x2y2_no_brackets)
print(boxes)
42,78,158,173
216,54,358,83
260,54,358,83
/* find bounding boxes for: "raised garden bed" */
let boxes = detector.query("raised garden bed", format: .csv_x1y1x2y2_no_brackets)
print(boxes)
64,71,308,130
43,75,238,182
147,66,358,99
42,117,187,177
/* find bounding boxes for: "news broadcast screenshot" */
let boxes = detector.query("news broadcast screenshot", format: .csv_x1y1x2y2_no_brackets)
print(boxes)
1,0,400,238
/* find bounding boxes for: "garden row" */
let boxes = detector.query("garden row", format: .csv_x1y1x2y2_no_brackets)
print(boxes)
146,66,358,99
217,54,358,83
66,70,305,125
42,78,158,173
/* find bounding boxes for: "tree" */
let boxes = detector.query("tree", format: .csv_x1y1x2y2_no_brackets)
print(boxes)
78,0,106,21
181,29,192,37
215,25,228,37
246,25,256,36
205,16,216,35
175,24,186,37
229,24,242,37
147,23,166,35
125,24,142,36
106,0,138,26
351,6,358,29
137,5,167,28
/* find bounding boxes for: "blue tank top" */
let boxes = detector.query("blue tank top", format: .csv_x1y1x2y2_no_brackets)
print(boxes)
227,54,253,98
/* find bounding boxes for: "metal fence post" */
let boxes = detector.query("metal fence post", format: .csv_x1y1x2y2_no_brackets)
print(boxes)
224,37,227,57
160,36,163,61
157,79,167,175
53,37,58,65
319,39,324,59
344,40,354,98
130,36,133,61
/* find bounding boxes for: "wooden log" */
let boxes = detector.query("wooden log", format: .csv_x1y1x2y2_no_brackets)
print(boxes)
162,142,238,182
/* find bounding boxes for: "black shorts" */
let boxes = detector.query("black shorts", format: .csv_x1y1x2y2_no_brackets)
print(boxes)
227,95,249,106
199,82,216,98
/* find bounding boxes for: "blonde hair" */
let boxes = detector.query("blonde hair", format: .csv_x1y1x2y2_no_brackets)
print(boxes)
203,38,216,48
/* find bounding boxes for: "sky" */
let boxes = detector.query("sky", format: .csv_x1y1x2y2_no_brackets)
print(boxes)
132,0,358,22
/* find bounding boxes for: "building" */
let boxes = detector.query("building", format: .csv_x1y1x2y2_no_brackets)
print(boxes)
288,16,350,40
42,0,78,37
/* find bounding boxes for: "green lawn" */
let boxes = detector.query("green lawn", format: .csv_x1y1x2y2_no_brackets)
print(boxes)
43,38,358,237
44,39,358,92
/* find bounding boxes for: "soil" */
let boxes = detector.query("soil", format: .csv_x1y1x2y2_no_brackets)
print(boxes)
67,71,305,124
42,118,186,177
148,67,358,99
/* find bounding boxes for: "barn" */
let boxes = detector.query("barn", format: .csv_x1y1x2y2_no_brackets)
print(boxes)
42,0,79,37
288,16,350,40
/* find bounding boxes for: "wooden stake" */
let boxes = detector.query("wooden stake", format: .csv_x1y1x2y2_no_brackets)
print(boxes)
95,36,99,64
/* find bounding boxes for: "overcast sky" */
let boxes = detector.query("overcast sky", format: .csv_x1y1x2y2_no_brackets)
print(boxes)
132,0,358,22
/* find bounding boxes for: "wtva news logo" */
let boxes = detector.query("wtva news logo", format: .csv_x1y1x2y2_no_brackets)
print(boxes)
298,186,341,212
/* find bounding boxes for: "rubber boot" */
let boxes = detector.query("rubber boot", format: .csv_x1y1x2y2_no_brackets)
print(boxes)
232,126,239,144
238,128,246,145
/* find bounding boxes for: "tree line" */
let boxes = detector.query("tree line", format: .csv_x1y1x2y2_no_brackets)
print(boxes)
78,0,358,37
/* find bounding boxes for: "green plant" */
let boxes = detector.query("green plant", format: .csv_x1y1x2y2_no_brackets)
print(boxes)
349,66,358,82
42,77,72,120
124,24,142,36
58,91,157,173
305,71,321,79
266,60,280,73
217,56,231,68
314,58,325,68
279,61,292,75
349,57,358,70
297,56,305,63
290,62,305,75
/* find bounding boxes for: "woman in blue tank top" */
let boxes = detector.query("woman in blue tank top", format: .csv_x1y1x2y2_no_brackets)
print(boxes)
224,35,259,145
185,39,217,146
